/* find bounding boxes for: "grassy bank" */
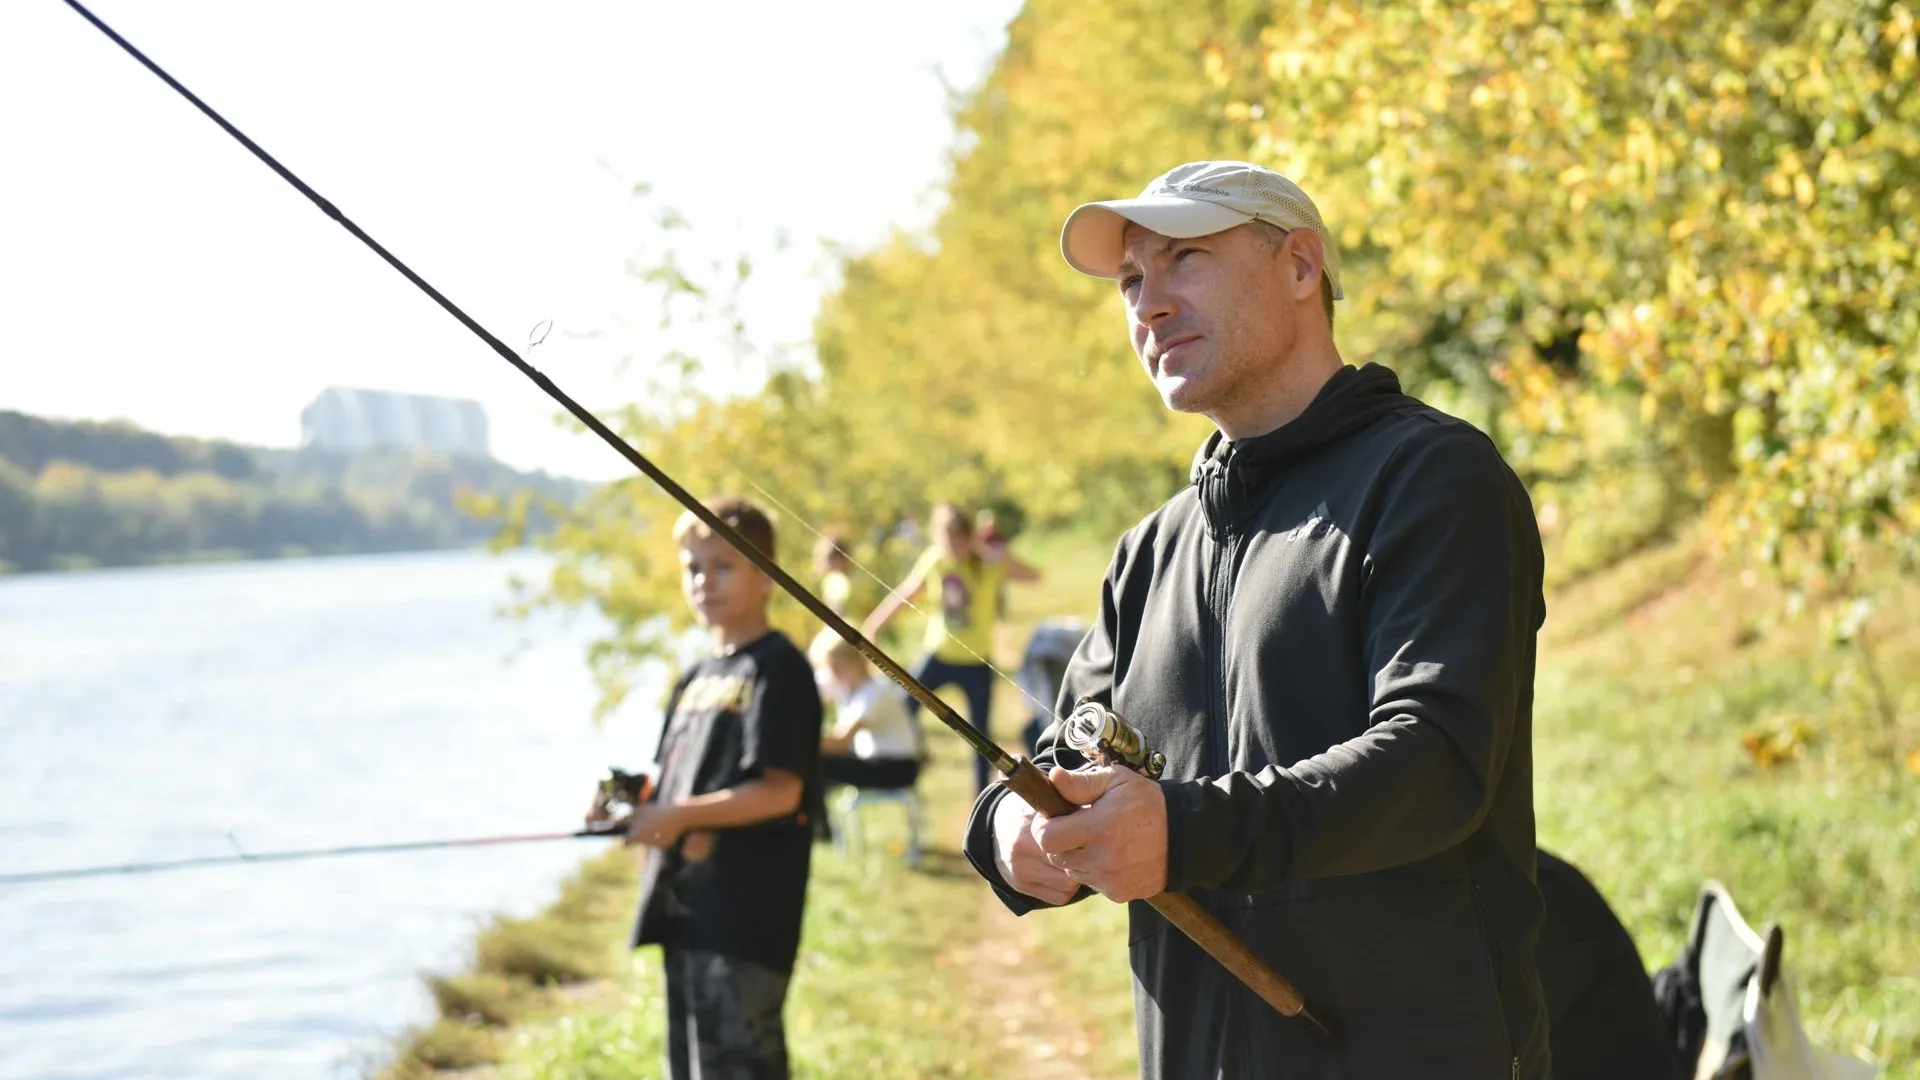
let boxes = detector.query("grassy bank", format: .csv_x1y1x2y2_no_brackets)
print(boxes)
1530,532,1918,1070
378,524,1914,1077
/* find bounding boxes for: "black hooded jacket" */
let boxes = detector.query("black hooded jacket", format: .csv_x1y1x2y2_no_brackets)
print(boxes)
966,363,1551,1079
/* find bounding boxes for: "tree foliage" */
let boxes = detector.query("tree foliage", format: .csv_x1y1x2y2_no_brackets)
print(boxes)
1206,0,1919,593
521,0,1917,712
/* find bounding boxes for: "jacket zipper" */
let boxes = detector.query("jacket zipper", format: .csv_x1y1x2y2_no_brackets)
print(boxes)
1204,454,1237,784
1204,462,1246,1072
1207,533,1233,781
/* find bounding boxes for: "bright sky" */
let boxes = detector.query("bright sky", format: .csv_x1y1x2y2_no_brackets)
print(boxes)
0,1,1022,481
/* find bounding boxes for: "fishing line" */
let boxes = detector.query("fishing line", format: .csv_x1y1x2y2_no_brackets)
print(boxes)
0,829,620,886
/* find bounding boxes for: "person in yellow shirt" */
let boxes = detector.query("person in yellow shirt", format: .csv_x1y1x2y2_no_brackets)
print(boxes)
863,502,1039,793
813,530,857,617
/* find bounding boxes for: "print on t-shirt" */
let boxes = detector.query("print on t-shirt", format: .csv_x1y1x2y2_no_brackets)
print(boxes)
653,672,753,801
677,673,754,714
941,572,972,630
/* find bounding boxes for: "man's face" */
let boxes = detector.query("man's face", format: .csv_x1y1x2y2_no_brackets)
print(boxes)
1116,222,1299,422
679,531,770,630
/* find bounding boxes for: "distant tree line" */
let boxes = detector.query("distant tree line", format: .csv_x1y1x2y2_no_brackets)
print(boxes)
0,411,587,573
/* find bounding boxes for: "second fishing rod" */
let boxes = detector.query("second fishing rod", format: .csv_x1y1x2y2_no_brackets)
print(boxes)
59,0,1333,1042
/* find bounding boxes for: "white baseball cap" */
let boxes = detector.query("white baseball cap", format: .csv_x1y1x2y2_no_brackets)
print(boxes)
1060,160,1343,300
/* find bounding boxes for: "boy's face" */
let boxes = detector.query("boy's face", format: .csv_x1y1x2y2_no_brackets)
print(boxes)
679,531,772,631
827,653,865,691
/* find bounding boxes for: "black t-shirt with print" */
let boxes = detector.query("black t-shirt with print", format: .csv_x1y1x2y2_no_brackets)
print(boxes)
630,630,823,973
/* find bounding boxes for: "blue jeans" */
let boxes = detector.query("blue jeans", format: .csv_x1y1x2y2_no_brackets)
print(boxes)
906,653,995,794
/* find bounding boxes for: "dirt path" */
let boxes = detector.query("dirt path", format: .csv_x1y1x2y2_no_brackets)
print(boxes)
946,890,1111,1080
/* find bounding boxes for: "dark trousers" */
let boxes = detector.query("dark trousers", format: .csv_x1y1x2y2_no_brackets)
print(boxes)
663,946,792,1080
821,755,921,790
905,653,994,793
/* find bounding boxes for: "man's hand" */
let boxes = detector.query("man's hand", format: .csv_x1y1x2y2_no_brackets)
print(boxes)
992,788,1079,905
1029,765,1169,903
625,802,688,849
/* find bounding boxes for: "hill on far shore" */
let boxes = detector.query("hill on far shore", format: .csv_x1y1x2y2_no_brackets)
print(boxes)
0,409,592,574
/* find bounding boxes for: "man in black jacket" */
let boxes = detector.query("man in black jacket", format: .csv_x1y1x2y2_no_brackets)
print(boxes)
963,160,1552,1078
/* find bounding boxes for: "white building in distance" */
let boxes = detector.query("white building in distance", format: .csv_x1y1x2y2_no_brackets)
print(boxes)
300,387,490,458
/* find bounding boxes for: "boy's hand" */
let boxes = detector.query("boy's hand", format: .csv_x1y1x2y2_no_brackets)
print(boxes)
625,803,688,849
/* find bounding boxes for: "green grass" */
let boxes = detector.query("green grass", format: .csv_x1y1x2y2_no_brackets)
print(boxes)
1531,528,1918,1071
472,915,617,986
401,1020,508,1069
427,972,542,1027
379,522,1915,1077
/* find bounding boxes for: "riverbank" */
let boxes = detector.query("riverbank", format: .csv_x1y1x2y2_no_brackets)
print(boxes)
376,526,1917,1077
372,532,1133,1079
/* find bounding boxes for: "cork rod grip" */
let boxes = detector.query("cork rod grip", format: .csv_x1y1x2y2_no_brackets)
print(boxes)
1000,757,1313,1021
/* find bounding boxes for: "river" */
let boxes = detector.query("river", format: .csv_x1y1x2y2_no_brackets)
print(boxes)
0,550,660,1080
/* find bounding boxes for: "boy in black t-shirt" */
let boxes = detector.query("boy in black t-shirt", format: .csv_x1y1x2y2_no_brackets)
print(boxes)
606,496,823,1080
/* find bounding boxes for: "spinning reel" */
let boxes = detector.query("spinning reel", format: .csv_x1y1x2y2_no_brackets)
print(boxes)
1061,700,1167,779
584,766,655,833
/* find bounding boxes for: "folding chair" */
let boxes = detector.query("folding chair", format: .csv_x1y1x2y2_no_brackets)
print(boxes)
1654,881,1879,1080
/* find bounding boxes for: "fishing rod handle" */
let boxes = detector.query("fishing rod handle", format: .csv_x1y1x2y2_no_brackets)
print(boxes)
1001,757,1331,1037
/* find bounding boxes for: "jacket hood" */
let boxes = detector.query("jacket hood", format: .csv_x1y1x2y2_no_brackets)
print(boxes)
1189,363,1418,538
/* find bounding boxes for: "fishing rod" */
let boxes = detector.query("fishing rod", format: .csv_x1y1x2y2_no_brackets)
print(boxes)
0,828,624,887
57,0,1333,1041
2,768,649,887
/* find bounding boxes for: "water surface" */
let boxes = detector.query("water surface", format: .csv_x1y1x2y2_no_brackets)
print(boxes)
0,550,658,1080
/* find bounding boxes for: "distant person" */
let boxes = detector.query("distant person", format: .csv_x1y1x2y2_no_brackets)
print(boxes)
592,495,822,1080
813,530,856,618
894,513,922,549
976,509,1012,614
810,629,923,793
976,509,1009,563
862,502,1038,795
